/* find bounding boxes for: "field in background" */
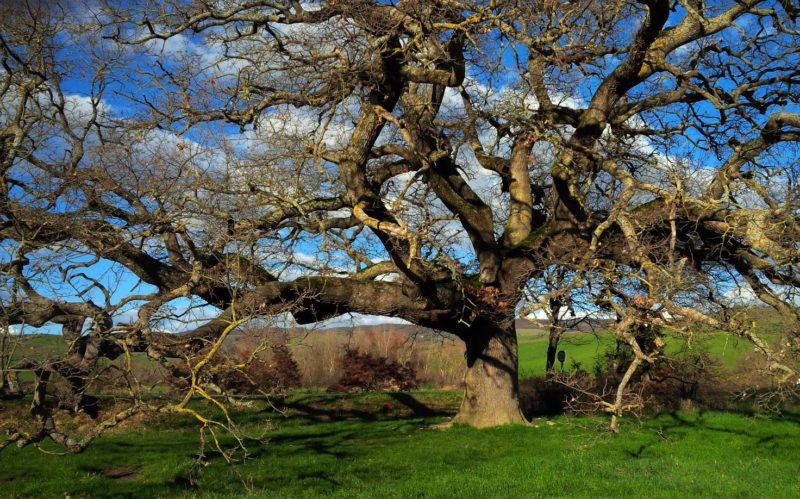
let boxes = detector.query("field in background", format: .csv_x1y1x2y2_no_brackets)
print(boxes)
2,310,795,497
517,328,613,377
1,393,798,498
517,327,761,378
5,315,775,392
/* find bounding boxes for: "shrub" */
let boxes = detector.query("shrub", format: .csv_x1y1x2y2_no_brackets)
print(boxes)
328,347,418,392
264,344,302,392
521,349,739,418
520,371,603,417
179,343,303,395
640,352,727,411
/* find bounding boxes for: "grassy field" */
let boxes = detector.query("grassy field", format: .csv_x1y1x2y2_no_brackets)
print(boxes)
516,328,757,378
6,321,768,387
1,391,799,498
1,310,792,497
517,329,614,377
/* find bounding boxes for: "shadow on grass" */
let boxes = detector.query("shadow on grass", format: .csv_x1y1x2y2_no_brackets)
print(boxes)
615,409,800,460
624,444,652,459
270,391,456,423
233,395,458,461
259,430,353,459
229,396,465,467
649,410,800,448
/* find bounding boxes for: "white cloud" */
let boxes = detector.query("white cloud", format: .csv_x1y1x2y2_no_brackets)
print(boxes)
305,312,410,329
1,324,25,336
721,284,757,305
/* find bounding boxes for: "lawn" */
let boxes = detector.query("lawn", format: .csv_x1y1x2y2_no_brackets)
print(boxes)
516,328,761,378
7,323,769,386
1,391,799,498
517,329,617,377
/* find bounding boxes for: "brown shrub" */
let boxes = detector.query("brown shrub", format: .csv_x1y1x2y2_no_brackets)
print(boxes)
639,353,728,411
328,347,419,392
520,371,602,417
265,344,302,391
524,350,772,417
172,343,303,395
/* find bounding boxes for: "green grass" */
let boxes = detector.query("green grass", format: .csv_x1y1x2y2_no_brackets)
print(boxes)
6,311,779,385
1,392,799,498
516,327,769,378
517,329,617,377
5,334,64,361
663,331,756,369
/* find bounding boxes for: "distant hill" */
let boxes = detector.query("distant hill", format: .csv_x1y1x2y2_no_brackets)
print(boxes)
515,317,613,332
226,322,435,340
223,318,615,348
221,323,451,354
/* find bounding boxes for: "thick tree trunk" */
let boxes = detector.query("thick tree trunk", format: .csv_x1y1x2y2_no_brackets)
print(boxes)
545,324,560,373
453,320,527,427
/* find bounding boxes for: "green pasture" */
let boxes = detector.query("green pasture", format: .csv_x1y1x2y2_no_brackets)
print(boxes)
516,327,759,378
1,392,798,498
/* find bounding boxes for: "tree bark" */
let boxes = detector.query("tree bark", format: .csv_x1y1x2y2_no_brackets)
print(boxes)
453,320,527,427
545,324,561,374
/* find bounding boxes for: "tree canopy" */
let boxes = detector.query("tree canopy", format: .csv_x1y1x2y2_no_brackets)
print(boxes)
1,0,799,447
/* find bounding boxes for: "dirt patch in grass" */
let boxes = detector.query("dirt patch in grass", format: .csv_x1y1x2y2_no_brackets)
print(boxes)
101,466,141,481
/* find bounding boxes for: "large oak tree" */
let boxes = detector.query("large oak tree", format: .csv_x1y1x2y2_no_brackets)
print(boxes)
2,0,800,448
